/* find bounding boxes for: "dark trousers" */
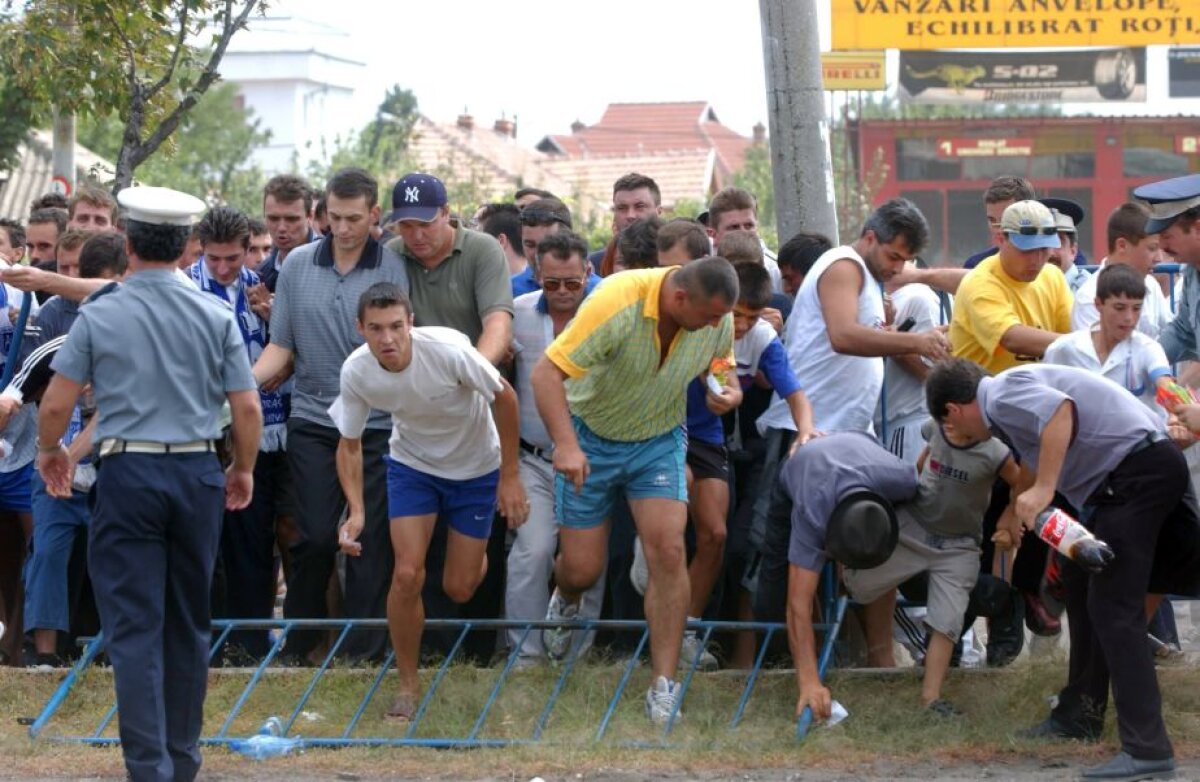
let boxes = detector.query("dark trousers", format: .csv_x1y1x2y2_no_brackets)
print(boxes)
750,428,796,623
1051,440,1200,761
282,420,391,660
211,450,289,658
89,453,224,782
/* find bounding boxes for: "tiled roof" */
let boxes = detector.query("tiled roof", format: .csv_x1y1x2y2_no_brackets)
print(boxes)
536,101,754,180
406,116,721,219
0,130,115,221
539,149,718,212
406,115,571,208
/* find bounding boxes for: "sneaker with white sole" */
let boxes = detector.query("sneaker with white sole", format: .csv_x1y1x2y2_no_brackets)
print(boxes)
630,536,649,597
679,627,718,671
541,589,580,661
645,675,684,725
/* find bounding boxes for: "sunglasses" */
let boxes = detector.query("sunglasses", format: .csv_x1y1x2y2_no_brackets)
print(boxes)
1007,225,1057,236
541,277,584,292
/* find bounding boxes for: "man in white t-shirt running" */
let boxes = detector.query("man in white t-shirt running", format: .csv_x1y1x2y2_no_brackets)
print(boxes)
330,282,528,720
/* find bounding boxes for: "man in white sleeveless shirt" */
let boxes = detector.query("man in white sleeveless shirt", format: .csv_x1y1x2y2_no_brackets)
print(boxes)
751,199,950,622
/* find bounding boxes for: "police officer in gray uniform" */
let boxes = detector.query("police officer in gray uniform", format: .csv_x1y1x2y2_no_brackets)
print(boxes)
36,187,263,782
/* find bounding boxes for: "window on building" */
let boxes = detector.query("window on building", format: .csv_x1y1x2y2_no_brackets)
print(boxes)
896,139,961,181
1123,148,1190,178
900,189,945,265
946,188,988,266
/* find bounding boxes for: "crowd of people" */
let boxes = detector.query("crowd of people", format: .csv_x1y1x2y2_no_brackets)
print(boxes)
0,165,1198,782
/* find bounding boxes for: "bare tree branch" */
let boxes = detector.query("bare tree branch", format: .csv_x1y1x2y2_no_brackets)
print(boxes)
100,4,139,96
130,0,260,170
144,3,192,103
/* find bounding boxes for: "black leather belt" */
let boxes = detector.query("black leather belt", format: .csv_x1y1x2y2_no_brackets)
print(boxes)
519,439,553,462
1127,430,1169,457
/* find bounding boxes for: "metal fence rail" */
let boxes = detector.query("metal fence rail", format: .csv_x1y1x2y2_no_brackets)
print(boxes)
29,605,847,749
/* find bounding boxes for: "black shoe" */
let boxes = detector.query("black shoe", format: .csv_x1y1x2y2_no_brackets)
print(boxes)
986,587,1025,667
25,652,66,671
925,698,964,719
1080,751,1175,780
1018,716,1100,742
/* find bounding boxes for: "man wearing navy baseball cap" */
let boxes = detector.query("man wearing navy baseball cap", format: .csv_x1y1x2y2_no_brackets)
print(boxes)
384,173,513,367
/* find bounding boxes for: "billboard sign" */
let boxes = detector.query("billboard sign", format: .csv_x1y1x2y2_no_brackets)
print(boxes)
899,48,1145,104
832,0,1200,50
1169,47,1200,97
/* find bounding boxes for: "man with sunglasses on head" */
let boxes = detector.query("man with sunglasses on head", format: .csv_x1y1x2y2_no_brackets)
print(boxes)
950,200,1073,374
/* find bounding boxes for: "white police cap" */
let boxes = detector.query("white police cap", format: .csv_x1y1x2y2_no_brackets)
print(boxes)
116,186,206,227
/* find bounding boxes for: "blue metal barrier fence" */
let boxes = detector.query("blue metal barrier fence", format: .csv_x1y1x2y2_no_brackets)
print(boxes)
29,603,847,749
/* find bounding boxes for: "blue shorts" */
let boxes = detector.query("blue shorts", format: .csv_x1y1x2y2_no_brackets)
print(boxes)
0,461,33,513
555,417,687,529
385,456,498,540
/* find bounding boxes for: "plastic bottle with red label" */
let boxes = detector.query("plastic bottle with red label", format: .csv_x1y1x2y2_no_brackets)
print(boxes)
1033,508,1114,574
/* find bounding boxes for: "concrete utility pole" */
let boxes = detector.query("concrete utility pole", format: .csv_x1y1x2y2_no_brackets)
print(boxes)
51,109,76,198
759,0,839,245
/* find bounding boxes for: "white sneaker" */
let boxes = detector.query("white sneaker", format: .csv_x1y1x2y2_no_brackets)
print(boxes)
541,589,580,661
630,536,649,596
679,626,718,671
645,675,684,725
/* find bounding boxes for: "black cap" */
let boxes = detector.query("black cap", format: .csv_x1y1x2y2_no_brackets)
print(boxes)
825,490,899,570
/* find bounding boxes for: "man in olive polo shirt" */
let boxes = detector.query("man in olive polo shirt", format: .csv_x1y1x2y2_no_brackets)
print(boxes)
383,173,513,364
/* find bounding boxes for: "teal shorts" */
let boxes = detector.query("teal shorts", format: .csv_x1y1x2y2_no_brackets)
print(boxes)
554,417,687,529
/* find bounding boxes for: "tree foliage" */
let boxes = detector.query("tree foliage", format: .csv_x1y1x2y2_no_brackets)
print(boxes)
0,74,35,173
303,84,420,209
1,0,265,191
79,82,269,213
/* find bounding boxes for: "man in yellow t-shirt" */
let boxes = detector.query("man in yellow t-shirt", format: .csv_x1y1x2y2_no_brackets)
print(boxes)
950,200,1073,374
530,258,738,725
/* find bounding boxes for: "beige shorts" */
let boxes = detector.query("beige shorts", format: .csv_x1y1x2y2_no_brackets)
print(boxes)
844,509,980,640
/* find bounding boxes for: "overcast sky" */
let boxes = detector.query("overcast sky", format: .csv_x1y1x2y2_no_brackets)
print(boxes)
279,0,818,144
265,0,1196,145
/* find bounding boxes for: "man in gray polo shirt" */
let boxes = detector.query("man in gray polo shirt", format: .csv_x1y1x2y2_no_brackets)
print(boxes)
383,172,513,365
253,167,409,663
759,432,917,726
927,358,1200,781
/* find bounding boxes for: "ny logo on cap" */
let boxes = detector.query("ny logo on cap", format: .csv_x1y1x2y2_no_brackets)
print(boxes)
405,186,420,203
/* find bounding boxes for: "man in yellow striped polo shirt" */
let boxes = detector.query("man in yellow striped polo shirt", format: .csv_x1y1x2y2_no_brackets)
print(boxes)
530,257,739,724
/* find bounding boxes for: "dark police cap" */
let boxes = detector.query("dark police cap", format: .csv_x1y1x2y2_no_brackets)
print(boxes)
1133,173,1200,234
825,489,899,570
1039,197,1085,233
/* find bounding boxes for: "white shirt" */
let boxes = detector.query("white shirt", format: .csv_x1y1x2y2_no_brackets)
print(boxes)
1043,328,1172,424
329,327,504,480
1071,259,1172,339
758,245,885,434
876,282,942,434
512,290,555,451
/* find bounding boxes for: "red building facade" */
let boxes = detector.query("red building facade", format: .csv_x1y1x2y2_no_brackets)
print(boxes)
857,116,1200,265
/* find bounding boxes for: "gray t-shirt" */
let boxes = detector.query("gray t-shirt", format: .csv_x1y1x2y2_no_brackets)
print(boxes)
781,431,918,571
901,419,1011,541
978,364,1159,510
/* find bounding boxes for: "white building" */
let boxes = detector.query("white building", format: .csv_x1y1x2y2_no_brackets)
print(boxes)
220,15,365,175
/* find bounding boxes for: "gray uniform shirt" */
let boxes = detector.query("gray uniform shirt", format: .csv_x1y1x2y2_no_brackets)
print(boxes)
901,419,1011,541
781,431,918,571
1161,264,1200,363
978,364,1159,510
52,269,256,443
387,225,513,344
269,235,409,429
